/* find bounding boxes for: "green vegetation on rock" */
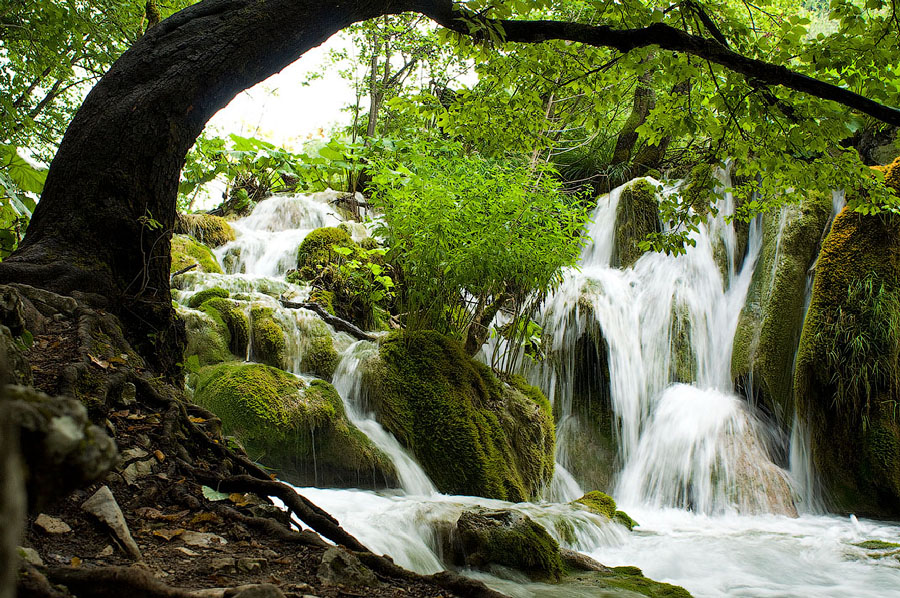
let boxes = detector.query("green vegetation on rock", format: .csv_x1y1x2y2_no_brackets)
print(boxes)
177,306,231,368
250,306,286,369
732,192,831,423
187,286,229,309
192,363,395,488
364,331,554,500
614,179,662,268
295,226,355,280
795,205,900,517
200,297,250,357
301,336,340,381
574,491,638,530
176,213,236,248
452,508,565,582
171,234,223,274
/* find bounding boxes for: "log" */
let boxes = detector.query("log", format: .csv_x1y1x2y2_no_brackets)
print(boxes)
279,299,376,342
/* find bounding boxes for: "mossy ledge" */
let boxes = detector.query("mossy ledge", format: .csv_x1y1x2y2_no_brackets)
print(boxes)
794,206,900,517
191,363,396,489
176,212,236,248
363,330,555,501
171,234,223,274
573,491,638,530
614,179,661,268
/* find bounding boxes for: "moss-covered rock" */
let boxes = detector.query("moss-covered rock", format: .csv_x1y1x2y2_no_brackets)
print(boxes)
199,297,250,357
732,192,832,423
171,234,223,274
614,179,662,268
176,213,236,248
187,286,229,309
295,226,355,281
250,306,286,369
682,163,716,218
177,306,231,368
363,331,555,501
301,335,340,381
192,363,396,488
573,491,637,531
451,508,565,582
795,206,900,517
562,567,693,598
872,156,900,191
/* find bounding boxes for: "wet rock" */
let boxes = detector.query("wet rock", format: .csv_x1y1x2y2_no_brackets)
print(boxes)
450,507,564,582
82,486,142,560
119,448,155,485
34,514,71,534
316,546,378,588
560,548,607,572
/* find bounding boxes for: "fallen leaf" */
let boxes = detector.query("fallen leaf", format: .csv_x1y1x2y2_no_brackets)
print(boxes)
88,354,110,369
189,416,206,423
152,528,184,541
201,486,229,501
228,493,252,507
153,450,165,462
70,557,82,567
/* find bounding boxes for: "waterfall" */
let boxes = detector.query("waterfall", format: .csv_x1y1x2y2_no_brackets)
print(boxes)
538,175,797,515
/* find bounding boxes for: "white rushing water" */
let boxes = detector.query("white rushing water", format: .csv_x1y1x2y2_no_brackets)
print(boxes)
176,185,900,597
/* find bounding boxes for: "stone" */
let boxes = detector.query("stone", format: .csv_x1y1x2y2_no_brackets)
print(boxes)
81,485,142,560
236,557,267,573
225,584,286,598
206,557,237,574
97,545,114,557
17,546,43,567
181,530,228,548
122,459,155,485
34,514,71,534
316,547,378,588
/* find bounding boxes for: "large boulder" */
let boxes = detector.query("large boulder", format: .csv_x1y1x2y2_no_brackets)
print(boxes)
795,206,900,516
613,179,661,268
192,363,396,489
732,192,832,423
363,331,555,501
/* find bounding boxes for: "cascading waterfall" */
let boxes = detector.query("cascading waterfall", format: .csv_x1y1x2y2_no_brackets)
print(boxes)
175,186,900,598
538,173,797,515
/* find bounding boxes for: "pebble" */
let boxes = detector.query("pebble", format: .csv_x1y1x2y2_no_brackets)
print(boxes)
182,530,228,548
17,546,43,566
34,514,72,534
236,557,267,573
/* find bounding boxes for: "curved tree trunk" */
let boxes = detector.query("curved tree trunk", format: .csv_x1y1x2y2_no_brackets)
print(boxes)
0,0,421,375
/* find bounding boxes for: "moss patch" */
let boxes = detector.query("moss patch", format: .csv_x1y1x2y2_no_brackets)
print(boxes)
250,306,286,369
177,307,231,367
187,287,229,309
301,336,340,381
364,331,554,500
854,539,900,550
171,234,223,274
573,491,637,530
192,364,395,488
732,192,831,423
295,226,355,280
176,213,236,248
614,179,661,268
200,297,250,357
795,205,900,517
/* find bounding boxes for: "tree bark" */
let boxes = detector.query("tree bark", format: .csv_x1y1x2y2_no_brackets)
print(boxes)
0,0,895,376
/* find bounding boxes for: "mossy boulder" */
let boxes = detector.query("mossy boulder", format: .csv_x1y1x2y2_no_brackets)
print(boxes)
187,286,229,309
795,206,900,517
301,335,340,381
198,297,250,357
450,508,565,582
295,226,355,281
176,213,236,248
561,567,693,598
249,306,286,369
177,306,231,368
363,331,555,501
614,179,662,268
732,192,832,423
171,234,223,274
872,156,900,191
573,491,637,530
192,363,396,488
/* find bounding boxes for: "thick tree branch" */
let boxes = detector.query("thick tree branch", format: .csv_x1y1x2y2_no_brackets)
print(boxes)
420,4,900,127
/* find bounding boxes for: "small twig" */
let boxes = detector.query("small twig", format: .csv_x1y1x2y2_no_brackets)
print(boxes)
280,299,376,342
170,264,197,277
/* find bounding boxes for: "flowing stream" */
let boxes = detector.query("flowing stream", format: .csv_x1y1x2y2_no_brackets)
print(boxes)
175,187,900,597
